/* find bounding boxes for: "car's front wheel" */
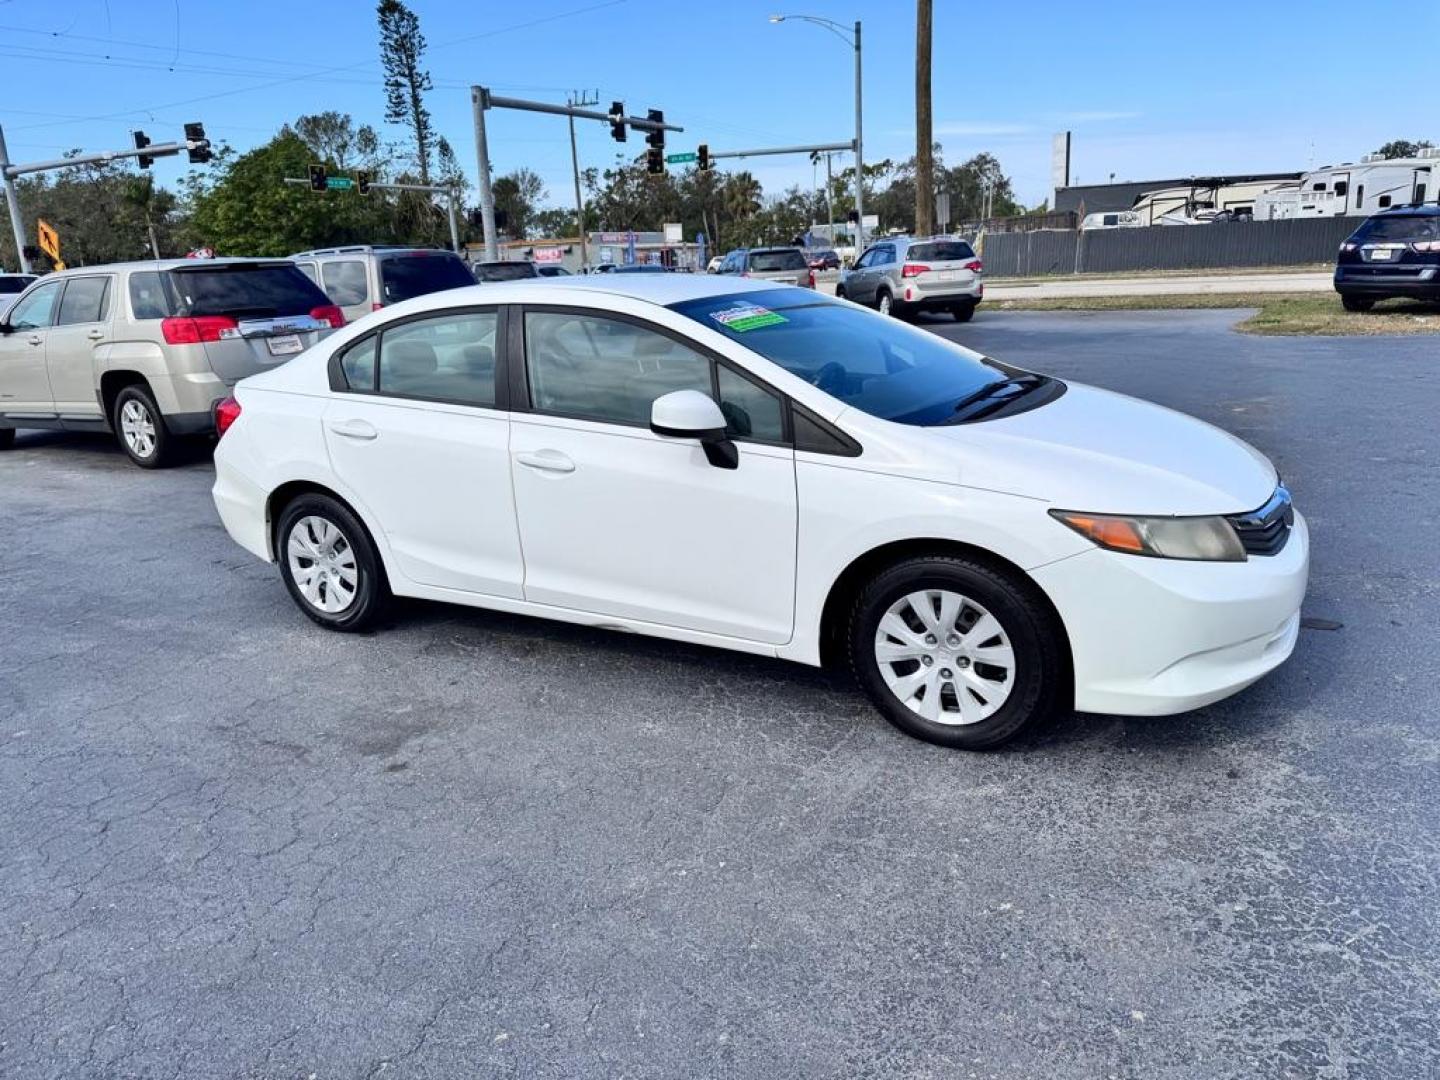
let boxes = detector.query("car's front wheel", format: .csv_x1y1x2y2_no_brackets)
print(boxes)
1340,294,1375,313
113,384,174,468
876,289,896,317
276,494,388,631
847,555,1063,749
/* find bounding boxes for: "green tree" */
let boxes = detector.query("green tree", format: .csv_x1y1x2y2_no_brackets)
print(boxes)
378,0,434,185
492,167,546,239
1377,139,1434,160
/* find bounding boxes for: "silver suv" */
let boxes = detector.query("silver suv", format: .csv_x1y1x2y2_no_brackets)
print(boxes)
715,247,815,287
291,245,475,325
0,259,342,466
838,236,983,321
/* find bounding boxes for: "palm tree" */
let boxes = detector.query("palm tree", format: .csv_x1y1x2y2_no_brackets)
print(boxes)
720,172,763,246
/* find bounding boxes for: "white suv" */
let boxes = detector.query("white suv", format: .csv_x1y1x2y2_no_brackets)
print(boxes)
839,236,983,321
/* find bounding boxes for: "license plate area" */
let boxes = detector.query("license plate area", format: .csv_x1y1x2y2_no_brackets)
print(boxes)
266,334,303,356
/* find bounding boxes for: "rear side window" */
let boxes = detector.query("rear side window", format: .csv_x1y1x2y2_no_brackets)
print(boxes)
908,241,975,262
340,336,377,390
166,263,329,318
383,255,479,301
56,276,110,325
377,312,498,406
129,271,172,319
293,262,318,284
321,260,369,307
749,250,808,272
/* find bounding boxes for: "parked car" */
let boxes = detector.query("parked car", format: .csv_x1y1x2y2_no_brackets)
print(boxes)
838,236,984,321
1334,205,1440,311
473,260,540,283
290,246,474,326
211,275,1307,751
706,255,725,273
807,250,842,271
612,264,668,274
714,247,815,287
0,258,342,465
535,264,572,277
0,273,38,319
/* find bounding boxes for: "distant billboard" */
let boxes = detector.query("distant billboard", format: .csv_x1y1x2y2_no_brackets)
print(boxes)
1051,132,1072,198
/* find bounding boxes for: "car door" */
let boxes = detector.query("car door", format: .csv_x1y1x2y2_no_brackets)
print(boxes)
508,306,797,644
322,306,522,597
45,274,113,420
319,257,372,325
0,279,63,415
848,248,878,302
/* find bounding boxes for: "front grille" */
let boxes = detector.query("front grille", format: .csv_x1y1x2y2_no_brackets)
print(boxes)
1227,485,1294,557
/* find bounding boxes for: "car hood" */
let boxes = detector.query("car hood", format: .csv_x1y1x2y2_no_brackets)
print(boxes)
927,381,1278,515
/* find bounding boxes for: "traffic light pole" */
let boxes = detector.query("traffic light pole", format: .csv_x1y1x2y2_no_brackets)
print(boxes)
469,86,684,262
284,176,463,253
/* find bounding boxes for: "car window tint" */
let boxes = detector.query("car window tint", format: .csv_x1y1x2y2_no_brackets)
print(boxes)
717,364,784,442
340,335,377,391
378,312,498,406
749,250,807,272
382,255,477,299
525,311,711,426
167,264,329,317
56,276,110,325
322,260,369,307
128,271,171,319
8,281,62,329
908,241,974,262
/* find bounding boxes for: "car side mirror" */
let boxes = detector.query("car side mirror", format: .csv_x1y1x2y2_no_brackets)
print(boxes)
650,390,738,469
0,323,12,335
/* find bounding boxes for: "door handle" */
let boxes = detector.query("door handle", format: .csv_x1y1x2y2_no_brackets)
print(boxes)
26,335,42,346
86,329,105,341
515,449,575,474
327,418,378,441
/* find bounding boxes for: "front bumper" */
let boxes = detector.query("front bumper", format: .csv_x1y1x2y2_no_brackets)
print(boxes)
1031,512,1309,715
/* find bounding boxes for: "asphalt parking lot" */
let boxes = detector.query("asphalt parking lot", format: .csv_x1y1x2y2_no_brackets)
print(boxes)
3,309,1438,1079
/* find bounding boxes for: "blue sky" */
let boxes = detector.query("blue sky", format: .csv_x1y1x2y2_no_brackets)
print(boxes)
2,0,1436,213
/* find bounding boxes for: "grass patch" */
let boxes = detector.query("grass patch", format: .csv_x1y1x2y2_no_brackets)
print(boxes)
989,292,1440,335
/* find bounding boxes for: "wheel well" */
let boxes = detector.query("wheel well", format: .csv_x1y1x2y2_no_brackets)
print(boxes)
817,539,1073,693
266,481,374,562
99,371,151,423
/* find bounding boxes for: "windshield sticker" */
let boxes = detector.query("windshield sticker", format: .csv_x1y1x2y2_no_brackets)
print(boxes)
710,304,788,332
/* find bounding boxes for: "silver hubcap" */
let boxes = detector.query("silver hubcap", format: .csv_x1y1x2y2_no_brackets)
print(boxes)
287,516,359,614
879,293,892,315
119,399,156,458
874,590,1016,725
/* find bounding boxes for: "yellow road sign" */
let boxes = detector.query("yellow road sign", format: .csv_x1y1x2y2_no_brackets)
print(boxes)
37,218,61,263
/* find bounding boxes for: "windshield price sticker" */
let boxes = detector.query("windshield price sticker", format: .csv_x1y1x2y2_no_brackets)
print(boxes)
710,305,788,332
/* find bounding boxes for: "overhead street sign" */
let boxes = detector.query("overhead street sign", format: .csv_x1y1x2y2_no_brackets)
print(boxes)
325,177,354,191
666,152,696,164
37,218,60,262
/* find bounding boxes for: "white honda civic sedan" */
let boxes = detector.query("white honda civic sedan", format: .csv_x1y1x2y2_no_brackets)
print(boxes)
212,275,1308,749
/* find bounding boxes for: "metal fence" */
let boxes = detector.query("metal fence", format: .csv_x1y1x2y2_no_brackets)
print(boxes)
974,217,1358,278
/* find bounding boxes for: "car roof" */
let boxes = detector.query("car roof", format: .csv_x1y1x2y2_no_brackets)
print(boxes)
1373,204,1440,216
391,273,799,311
37,257,296,277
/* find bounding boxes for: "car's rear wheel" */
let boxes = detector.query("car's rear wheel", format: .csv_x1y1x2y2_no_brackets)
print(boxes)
847,555,1063,749
276,494,388,632
951,301,977,322
834,284,846,300
113,384,174,468
877,290,895,317
1341,294,1375,313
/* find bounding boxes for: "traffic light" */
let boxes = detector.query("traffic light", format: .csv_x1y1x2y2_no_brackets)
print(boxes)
608,101,626,142
133,131,153,169
646,147,664,176
356,170,371,196
698,144,712,172
646,109,665,151
847,209,860,224
184,122,213,164
308,164,327,192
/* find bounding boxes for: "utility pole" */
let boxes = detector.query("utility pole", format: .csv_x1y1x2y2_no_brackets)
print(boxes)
914,0,934,236
567,90,598,271
1,122,211,273
470,87,500,262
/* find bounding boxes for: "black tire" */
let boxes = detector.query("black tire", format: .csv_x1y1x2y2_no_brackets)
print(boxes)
834,285,846,301
951,301,977,322
846,555,1063,750
275,494,389,632
1340,294,1374,313
876,289,897,317
0,428,14,450
112,383,174,468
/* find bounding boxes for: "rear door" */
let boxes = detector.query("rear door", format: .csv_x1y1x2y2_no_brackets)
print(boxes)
318,257,372,324
165,262,340,385
846,247,879,302
0,279,63,414
903,239,981,297
45,274,113,419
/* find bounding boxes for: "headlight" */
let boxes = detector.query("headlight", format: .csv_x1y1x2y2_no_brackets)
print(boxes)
1049,510,1246,562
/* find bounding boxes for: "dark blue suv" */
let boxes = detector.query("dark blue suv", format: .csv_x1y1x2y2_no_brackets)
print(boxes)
1334,205,1440,311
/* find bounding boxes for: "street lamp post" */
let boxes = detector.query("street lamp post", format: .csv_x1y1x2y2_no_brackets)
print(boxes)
771,15,863,253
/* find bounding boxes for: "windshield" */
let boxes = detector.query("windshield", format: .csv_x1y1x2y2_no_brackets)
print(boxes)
670,289,1013,425
166,263,329,318
749,250,808,272
474,262,537,282
381,254,475,301
1355,214,1440,242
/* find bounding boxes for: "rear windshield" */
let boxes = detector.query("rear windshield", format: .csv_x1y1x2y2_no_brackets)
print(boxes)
474,262,537,283
749,250,808,272
0,275,33,294
167,263,329,318
907,240,975,262
1355,214,1440,242
380,253,476,302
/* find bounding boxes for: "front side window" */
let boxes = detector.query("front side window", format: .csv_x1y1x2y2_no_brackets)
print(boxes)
376,311,498,406
321,260,369,307
525,311,711,426
56,276,111,326
717,364,783,442
7,281,62,330
671,289,1014,427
